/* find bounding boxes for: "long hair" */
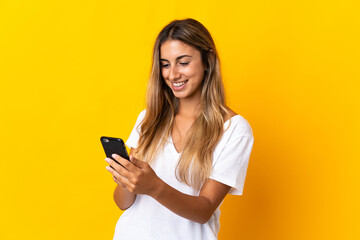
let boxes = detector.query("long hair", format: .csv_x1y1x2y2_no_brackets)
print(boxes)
135,18,229,190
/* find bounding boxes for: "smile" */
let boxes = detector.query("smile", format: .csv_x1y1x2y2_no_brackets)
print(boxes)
172,80,188,88
173,80,188,87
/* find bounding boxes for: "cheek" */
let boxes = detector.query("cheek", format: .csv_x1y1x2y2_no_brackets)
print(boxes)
187,64,204,78
161,69,168,79
180,68,194,78
162,70,171,86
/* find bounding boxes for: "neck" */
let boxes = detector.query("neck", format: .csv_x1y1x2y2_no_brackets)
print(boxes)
177,96,201,118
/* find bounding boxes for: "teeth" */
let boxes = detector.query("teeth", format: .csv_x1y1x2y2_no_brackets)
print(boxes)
173,80,187,87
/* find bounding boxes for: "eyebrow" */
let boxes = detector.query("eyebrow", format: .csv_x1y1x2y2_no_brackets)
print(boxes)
160,55,192,62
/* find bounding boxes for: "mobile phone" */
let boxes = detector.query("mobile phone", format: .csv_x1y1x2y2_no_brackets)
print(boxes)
100,136,130,163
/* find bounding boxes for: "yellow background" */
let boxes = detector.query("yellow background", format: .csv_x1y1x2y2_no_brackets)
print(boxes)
0,0,359,239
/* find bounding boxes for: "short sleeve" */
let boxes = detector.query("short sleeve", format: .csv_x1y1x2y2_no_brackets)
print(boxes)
125,110,146,149
209,119,254,195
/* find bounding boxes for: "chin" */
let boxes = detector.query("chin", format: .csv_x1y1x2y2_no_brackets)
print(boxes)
172,92,185,99
171,90,185,98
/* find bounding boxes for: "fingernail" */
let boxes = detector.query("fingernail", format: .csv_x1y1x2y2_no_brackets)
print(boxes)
106,166,110,170
105,158,110,163
112,153,117,159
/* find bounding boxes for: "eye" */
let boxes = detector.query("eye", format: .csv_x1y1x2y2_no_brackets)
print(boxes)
179,62,189,66
161,63,170,68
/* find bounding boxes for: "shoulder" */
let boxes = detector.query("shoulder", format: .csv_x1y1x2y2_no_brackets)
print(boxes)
138,109,146,119
224,108,253,138
230,115,253,137
131,109,147,128
224,108,237,122
135,109,146,122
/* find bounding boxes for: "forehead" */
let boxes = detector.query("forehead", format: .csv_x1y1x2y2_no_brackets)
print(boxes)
160,40,200,59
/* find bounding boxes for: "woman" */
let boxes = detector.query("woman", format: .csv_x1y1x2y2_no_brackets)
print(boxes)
105,18,254,240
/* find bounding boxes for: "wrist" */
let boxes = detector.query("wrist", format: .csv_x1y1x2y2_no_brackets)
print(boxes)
150,177,166,200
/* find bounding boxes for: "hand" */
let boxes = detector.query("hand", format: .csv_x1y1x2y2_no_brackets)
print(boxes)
104,156,126,188
105,154,161,196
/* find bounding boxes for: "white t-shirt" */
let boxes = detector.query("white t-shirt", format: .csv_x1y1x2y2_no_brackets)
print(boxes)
113,110,254,240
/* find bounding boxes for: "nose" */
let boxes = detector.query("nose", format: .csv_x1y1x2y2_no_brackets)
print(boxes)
169,65,180,81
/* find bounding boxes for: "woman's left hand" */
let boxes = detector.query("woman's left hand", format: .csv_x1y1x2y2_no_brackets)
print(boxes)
106,154,161,196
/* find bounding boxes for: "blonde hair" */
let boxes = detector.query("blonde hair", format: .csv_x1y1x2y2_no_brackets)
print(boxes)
135,18,229,190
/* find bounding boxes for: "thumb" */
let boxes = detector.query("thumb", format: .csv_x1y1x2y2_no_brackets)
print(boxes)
129,155,145,168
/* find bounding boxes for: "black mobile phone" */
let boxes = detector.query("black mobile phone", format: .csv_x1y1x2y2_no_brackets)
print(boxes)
100,136,130,163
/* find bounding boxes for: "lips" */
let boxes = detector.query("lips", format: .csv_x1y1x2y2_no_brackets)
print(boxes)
171,80,188,90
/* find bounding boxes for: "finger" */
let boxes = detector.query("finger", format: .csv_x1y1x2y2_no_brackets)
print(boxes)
108,168,135,191
106,165,120,178
105,158,132,179
106,165,131,185
105,157,122,172
112,154,138,172
113,174,129,189
105,156,132,176
130,155,146,168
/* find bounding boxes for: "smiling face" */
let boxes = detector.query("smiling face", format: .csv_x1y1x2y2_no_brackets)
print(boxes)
160,40,206,101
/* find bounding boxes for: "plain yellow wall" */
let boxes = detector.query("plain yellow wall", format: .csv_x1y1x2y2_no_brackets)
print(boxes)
0,0,359,239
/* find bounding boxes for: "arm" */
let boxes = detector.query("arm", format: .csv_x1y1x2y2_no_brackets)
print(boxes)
106,153,231,223
113,184,136,210
153,177,231,224
108,148,137,210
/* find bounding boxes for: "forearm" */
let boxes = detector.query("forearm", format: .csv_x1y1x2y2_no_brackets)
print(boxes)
113,185,136,210
107,152,229,220
150,180,216,224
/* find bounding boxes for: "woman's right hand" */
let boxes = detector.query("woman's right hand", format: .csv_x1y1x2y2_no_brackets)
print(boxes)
106,153,162,197
105,153,137,210
105,156,127,188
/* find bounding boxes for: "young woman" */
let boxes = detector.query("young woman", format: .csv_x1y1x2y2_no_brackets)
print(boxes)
105,18,254,240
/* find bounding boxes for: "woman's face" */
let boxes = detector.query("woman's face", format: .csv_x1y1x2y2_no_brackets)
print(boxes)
160,40,205,101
